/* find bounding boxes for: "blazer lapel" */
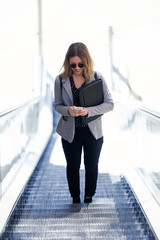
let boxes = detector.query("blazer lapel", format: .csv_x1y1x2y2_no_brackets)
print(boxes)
62,77,73,103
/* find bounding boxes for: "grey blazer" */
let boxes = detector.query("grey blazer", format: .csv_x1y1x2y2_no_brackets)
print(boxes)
54,72,114,143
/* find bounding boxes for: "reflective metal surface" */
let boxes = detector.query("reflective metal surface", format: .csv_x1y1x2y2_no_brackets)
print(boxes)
0,98,53,197
115,100,160,204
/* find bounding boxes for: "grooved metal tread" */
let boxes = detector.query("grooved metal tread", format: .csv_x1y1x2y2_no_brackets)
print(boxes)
1,136,156,240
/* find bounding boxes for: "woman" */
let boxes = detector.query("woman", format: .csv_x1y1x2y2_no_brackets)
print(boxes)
54,42,114,203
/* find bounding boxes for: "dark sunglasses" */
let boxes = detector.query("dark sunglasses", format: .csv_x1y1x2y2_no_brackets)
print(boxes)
70,63,84,68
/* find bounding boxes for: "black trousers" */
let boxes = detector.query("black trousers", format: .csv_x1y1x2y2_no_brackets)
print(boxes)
61,126,103,198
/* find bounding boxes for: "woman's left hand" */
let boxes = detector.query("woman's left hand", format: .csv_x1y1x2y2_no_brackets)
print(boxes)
79,107,88,116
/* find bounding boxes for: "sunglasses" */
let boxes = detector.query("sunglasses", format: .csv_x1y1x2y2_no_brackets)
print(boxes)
70,63,84,68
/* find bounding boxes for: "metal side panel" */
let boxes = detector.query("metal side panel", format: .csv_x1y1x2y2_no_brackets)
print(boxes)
125,168,160,240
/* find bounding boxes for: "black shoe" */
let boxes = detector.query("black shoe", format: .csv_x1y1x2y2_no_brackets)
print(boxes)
72,197,81,204
84,196,92,203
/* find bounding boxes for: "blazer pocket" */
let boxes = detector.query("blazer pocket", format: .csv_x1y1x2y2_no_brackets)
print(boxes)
63,116,68,121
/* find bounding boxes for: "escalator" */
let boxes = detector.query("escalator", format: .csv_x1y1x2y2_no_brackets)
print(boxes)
1,136,156,240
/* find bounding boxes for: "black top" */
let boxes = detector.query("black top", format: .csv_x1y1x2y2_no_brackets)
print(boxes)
69,76,87,127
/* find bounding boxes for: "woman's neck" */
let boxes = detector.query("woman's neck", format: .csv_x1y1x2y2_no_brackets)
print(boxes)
72,74,85,88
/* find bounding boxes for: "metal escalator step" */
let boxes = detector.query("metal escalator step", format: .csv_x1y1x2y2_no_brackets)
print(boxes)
1,136,156,240
3,232,153,240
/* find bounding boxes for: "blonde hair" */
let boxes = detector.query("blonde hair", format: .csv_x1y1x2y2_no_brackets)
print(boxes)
60,42,94,83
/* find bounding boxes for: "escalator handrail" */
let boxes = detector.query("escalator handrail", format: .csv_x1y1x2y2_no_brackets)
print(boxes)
0,96,41,118
114,93,160,120
138,106,160,119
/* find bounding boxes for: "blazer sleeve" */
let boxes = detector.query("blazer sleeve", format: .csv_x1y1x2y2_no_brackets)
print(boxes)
87,72,114,117
54,75,71,116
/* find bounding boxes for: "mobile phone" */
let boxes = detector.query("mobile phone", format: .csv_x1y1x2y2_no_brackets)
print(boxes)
74,106,83,111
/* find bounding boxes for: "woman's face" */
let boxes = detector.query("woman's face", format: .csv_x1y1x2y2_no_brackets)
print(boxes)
69,56,84,76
